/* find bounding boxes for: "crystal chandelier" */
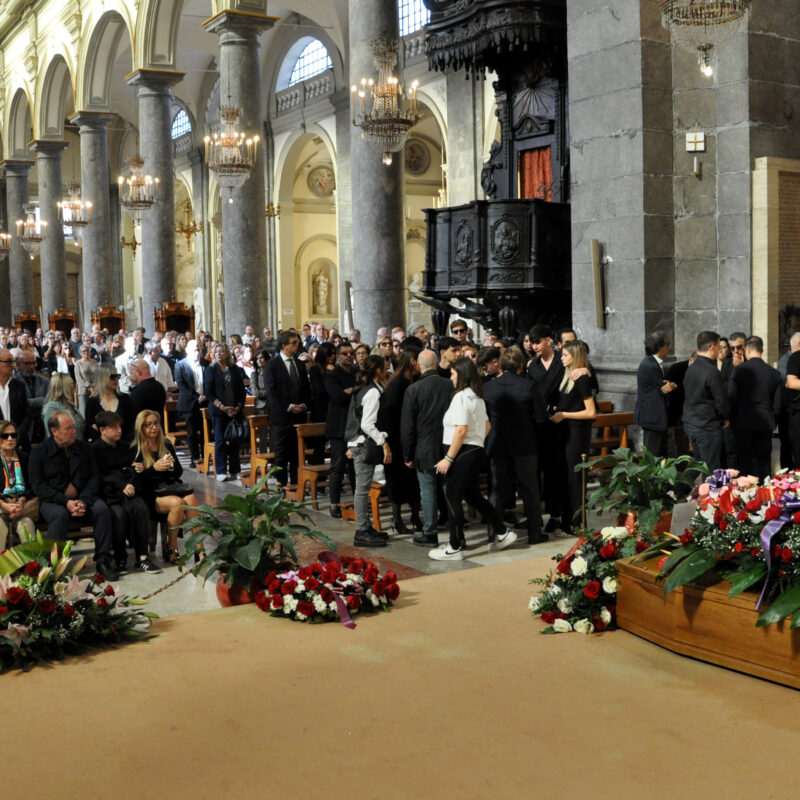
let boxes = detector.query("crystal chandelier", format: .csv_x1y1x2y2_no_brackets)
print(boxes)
57,182,93,240
657,1,752,76
204,106,259,203
16,204,47,255
117,155,159,221
175,201,203,250
351,34,419,166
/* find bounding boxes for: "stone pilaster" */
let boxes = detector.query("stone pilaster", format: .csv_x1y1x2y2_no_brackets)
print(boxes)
189,146,211,333
29,140,69,320
332,89,354,331
0,178,7,325
3,160,35,319
126,69,184,334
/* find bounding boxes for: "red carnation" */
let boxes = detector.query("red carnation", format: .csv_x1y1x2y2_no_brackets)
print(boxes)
310,563,322,575
339,556,352,568
321,569,339,585
268,579,282,594
363,568,378,585
297,600,315,617
540,611,556,624
794,511,800,524
37,599,55,614
737,510,749,522
104,584,115,596
297,566,312,580
350,559,365,574
751,548,760,558
94,572,105,585
765,505,781,521
782,548,794,563
384,570,397,583
555,612,567,620
556,557,572,575
583,580,601,599
7,587,31,607
679,530,694,545
271,594,283,609
97,597,108,608
346,595,361,611
264,570,278,586
372,580,386,597
599,543,617,560
23,561,40,576
635,541,648,553
304,577,320,591
734,541,743,553
254,591,269,611
719,520,728,532
0,606,8,615
386,583,400,601
746,499,761,512
62,604,74,618
281,579,298,595
320,587,334,604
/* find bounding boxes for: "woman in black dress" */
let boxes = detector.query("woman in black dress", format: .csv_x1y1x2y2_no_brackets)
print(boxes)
84,364,136,443
549,340,596,535
307,342,335,465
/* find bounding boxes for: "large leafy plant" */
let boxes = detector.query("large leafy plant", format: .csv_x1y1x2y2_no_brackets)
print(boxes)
179,469,334,591
577,447,706,534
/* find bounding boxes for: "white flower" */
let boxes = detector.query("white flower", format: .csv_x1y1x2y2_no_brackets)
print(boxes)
573,618,594,635
313,595,328,614
529,596,542,612
295,580,305,592
557,598,572,614
600,527,617,540
553,618,572,633
602,576,617,594
284,596,298,612
600,607,612,625
698,506,716,524
370,594,380,607
570,556,588,576
548,584,561,596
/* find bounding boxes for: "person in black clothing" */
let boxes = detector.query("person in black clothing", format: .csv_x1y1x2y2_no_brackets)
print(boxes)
174,339,206,467
325,343,357,518
665,356,692,456
436,336,462,379
0,347,30,447
129,358,167,424
92,411,160,574
783,335,800,468
634,331,677,457
13,349,47,446
549,340,596,535
84,364,136,443
485,347,548,544
30,411,117,581
307,342,335,466
682,331,729,471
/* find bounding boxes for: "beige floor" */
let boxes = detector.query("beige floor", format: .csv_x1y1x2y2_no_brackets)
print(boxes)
7,555,800,799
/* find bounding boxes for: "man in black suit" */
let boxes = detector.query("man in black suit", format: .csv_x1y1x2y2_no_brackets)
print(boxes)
128,358,167,424
14,349,48,446
174,339,206,467
265,331,310,486
324,342,357,517
401,348,452,547
634,331,677,457
0,347,30,449
729,336,781,479
485,347,549,544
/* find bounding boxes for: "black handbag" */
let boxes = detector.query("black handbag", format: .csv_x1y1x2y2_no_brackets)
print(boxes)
362,437,385,465
153,479,194,498
224,413,250,443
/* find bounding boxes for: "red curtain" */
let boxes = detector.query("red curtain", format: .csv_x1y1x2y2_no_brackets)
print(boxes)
519,147,552,200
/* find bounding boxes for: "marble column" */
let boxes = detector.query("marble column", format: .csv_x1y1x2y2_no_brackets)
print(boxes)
127,70,184,335
3,160,35,319
349,0,407,341
30,140,69,320
0,178,7,325
189,146,211,332
69,112,116,331
204,10,274,337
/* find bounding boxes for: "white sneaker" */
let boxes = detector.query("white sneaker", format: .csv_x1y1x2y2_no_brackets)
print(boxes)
216,474,229,482
489,529,518,552
428,544,463,561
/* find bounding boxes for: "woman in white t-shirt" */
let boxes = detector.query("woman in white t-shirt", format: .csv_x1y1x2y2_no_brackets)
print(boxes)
429,358,516,561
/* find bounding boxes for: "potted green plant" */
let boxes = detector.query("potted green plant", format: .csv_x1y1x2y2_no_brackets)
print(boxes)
576,447,706,538
179,469,335,606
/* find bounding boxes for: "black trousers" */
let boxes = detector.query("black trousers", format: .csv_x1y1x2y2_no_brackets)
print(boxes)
537,423,562,518
556,421,592,533
328,437,355,505
642,428,667,458
735,428,773,481
109,497,150,560
491,454,542,541
788,412,800,469
40,498,113,562
273,417,303,485
182,405,203,464
443,444,502,550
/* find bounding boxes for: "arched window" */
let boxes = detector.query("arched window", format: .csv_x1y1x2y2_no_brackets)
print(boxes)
399,0,430,36
171,108,191,140
289,40,332,86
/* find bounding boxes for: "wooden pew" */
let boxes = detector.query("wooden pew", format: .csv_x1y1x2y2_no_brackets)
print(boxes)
292,422,330,508
589,411,633,459
242,414,274,488
198,407,215,475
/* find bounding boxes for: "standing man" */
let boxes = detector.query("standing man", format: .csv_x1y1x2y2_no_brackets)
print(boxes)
436,336,462,379
729,336,781,479
683,331,729,471
144,341,175,394
324,342,357,517
777,332,800,468
174,339,206,469
265,331,310,487
13,349,47,446
129,359,167,424
484,347,548,544
634,331,677,457
0,347,29,445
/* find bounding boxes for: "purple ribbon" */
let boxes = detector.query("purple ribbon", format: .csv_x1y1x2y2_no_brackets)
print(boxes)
317,550,363,629
707,469,731,496
757,493,800,610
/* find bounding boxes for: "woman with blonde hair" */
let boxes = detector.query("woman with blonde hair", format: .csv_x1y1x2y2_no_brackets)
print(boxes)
132,409,200,565
42,373,85,440
84,363,136,442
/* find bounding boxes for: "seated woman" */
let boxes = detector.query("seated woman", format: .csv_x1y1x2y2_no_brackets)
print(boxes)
132,410,200,566
42,373,86,440
84,364,136,443
0,420,37,549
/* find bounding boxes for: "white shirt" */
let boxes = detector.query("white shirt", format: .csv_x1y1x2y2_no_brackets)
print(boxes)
190,360,203,394
0,382,9,422
347,383,386,447
442,388,488,447
150,358,173,393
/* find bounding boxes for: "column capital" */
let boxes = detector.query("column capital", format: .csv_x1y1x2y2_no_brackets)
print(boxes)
202,9,277,38
0,159,34,177
69,111,117,131
29,139,70,156
125,68,185,92
187,147,205,167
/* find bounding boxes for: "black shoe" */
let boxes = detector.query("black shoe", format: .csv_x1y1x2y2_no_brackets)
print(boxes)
330,505,342,519
544,517,561,533
353,529,389,548
529,533,548,544
413,533,439,548
115,559,129,574
503,511,519,527
367,526,389,540
410,510,424,531
96,559,119,582
515,517,530,530
137,557,162,574
392,516,411,536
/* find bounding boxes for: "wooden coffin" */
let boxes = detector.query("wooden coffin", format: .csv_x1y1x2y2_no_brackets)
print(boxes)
616,556,800,690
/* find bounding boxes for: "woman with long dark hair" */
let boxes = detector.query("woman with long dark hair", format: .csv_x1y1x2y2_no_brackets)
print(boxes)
549,339,596,534
429,357,515,561
307,341,336,464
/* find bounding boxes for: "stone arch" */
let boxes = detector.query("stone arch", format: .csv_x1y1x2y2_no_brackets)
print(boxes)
78,7,135,111
37,53,76,139
274,123,336,195
136,0,187,69
6,88,33,158
415,86,448,149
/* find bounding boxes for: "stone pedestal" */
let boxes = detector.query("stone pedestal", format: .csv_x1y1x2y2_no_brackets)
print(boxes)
204,10,274,338
127,69,184,335
70,111,117,330
30,140,69,319
3,160,35,319
349,0,407,340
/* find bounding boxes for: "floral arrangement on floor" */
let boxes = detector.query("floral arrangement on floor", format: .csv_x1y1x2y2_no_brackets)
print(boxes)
529,525,650,634
254,551,399,628
0,541,156,672
645,468,800,628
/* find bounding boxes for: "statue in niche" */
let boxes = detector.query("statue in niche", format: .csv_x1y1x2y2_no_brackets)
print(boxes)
313,270,330,315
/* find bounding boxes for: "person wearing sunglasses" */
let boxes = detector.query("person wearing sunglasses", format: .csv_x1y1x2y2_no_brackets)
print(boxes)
0,347,30,443
84,363,136,443
0,420,37,549
729,332,747,367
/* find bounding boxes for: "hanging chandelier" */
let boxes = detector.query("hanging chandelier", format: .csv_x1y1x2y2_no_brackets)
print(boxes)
16,204,47,256
657,1,751,76
0,232,10,260
57,182,92,240
175,201,203,250
118,155,159,221
204,106,259,202
351,34,419,166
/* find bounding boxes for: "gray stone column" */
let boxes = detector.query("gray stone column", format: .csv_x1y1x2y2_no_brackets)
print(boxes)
203,11,273,338
127,69,184,335
0,178,7,326
3,160,35,319
189,146,211,332
349,0,406,340
69,111,116,330
30,140,69,320
332,89,354,331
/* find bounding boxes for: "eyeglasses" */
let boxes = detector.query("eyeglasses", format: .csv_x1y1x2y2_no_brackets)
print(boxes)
731,345,744,351
109,374,120,379
452,328,467,334
143,421,160,428
0,359,13,365
0,432,18,439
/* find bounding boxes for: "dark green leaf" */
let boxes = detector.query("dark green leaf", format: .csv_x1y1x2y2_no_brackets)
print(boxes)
726,564,768,598
659,545,697,575
233,539,263,571
756,584,800,627
662,549,717,596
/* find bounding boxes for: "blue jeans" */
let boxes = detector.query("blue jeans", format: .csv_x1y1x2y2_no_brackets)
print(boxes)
416,469,438,537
